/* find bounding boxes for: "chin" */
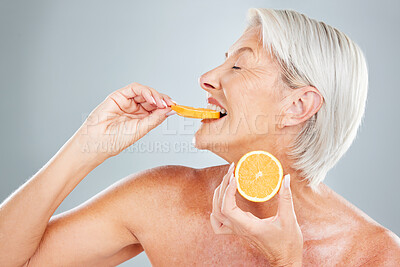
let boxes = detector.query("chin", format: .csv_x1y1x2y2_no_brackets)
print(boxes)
193,122,245,156
193,125,229,154
194,123,273,161
193,111,265,156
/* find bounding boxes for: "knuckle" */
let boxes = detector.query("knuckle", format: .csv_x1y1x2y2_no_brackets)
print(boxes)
147,86,157,93
106,92,114,99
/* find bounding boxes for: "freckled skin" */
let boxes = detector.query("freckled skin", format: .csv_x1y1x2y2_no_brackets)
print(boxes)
130,26,399,265
117,164,397,266
15,26,399,267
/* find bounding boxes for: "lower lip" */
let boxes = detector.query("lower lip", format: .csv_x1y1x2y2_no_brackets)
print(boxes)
201,114,227,123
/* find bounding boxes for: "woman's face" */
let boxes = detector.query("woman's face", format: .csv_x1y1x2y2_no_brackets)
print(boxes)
194,26,288,159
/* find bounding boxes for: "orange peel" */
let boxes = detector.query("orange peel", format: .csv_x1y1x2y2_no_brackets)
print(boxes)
171,104,220,119
235,150,284,202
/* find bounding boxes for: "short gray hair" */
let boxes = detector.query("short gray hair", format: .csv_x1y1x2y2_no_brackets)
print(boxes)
246,8,368,188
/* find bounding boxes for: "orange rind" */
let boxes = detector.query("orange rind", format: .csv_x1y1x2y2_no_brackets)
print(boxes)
235,150,284,202
171,104,220,119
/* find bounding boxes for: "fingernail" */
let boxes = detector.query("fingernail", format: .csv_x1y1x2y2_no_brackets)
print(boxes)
166,110,177,117
230,172,234,183
150,96,156,105
284,174,291,188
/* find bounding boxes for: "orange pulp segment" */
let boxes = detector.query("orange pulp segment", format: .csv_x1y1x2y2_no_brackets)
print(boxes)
234,150,284,202
171,104,220,119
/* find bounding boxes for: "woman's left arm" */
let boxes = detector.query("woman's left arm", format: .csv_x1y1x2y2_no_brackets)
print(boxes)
210,163,303,267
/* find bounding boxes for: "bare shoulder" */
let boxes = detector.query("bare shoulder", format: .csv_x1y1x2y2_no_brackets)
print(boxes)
318,185,400,265
121,164,226,196
365,226,400,263
122,164,228,195
115,164,228,232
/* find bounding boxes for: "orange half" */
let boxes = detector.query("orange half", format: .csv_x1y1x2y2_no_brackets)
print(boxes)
234,151,284,202
171,104,220,119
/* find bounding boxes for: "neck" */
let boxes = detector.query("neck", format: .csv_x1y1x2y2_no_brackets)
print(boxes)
210,136,324,219
234,168,315,219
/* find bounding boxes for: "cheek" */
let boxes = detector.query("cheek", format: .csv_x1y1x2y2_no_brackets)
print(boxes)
232,76,277,112
222,67,282,114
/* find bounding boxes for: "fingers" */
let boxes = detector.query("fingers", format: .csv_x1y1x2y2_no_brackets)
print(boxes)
151,91,168,109
211,188,226,231
277,174,297,224
133,107,171,139
218,163,235,208
221,173,237,213
210,163,235,235
212,184,233,228
210,163,256,236
133,95,157,112
221,172,254,226
136,85,174,109
116,82,175,112
160,93,176,106
212,183,221,217
210,213,233,235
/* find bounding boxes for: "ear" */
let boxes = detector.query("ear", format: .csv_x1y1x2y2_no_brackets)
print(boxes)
281,86,323,127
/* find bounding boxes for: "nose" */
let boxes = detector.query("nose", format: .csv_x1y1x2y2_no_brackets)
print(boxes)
199,69,222,92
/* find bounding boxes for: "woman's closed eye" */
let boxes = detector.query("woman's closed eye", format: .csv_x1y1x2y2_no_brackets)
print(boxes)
232,65,241,70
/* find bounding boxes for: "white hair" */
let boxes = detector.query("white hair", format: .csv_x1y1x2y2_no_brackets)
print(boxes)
246,8,368,188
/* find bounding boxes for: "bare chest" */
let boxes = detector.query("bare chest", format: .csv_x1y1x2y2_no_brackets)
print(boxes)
138,211,350,266
140,212,270,266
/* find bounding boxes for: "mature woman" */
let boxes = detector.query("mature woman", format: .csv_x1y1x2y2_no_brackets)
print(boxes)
0,8,399,266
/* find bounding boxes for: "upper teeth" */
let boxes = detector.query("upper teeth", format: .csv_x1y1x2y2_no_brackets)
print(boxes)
207,104,227,114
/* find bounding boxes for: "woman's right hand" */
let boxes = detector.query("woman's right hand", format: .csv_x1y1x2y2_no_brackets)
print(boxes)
74,82,175,162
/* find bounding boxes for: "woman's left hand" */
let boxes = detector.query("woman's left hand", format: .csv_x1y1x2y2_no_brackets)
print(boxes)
210,163,303,267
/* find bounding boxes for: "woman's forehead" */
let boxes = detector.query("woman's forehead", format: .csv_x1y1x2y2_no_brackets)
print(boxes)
227,27,276,66
227,27,264,58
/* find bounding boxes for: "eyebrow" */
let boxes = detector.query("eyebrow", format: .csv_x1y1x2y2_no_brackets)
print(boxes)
225,47,254,59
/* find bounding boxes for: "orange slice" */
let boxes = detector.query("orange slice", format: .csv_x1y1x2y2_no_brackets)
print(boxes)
171,104,220,119
235,151,284,202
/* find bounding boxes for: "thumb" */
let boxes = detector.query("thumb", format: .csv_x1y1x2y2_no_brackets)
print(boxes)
141,107,171,129
131,108,171,139
277,174,297,223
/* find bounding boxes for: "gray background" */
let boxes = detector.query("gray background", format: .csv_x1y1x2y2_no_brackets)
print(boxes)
0,0,399,266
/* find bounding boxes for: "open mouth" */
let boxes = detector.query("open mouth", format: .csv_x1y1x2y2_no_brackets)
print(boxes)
207,97,228,118
207,104,228,118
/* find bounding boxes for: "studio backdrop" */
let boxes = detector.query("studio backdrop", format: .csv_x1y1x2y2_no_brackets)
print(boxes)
0,0,399,266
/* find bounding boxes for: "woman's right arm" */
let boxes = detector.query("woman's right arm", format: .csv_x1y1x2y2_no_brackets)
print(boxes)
0,83,175,267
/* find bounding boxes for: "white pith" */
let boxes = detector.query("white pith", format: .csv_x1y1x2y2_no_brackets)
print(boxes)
235,150,284,202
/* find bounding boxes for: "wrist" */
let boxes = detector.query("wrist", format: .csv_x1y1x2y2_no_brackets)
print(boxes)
68,129,110,166
62,133,108,170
